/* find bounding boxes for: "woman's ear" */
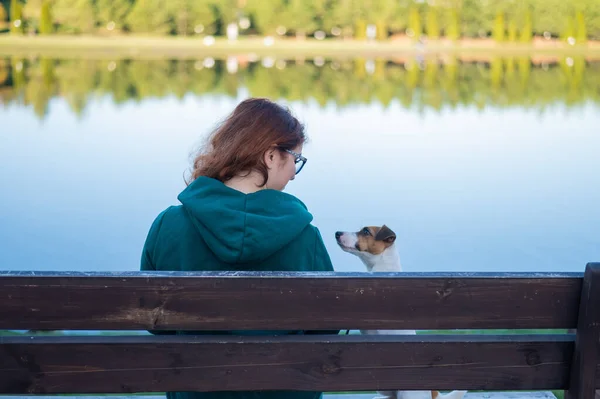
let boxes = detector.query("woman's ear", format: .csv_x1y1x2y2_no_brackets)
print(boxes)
264,147,276,169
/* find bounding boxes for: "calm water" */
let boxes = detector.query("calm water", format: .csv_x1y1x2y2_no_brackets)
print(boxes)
1,55,599,274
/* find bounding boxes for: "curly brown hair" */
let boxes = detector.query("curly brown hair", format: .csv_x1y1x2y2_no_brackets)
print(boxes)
186,98,306,186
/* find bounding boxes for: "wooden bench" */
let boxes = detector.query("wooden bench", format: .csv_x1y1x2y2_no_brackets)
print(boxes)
1,263,599,399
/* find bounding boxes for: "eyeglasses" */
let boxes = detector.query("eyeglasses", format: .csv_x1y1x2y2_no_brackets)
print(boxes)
281,148,307,175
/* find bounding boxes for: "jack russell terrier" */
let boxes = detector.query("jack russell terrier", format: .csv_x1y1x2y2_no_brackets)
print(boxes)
335,225,467,399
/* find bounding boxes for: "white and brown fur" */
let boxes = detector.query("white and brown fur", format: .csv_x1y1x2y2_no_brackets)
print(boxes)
335,225,467,399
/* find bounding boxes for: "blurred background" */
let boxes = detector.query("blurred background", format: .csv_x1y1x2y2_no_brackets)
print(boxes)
1,0,599,42
1,0,599,274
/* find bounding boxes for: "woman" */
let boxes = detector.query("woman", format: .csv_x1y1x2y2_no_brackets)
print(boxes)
140,98,337,399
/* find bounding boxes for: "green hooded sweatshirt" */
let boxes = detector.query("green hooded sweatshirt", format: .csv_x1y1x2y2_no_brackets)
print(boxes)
140,176,337,399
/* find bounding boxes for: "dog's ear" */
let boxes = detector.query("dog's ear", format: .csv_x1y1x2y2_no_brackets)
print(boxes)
375,225,396,243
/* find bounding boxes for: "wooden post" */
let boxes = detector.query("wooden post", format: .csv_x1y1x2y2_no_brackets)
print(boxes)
566,263,600,399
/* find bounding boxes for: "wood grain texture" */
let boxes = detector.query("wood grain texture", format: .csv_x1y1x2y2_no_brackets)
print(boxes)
0,393,559,399
0,334,576,394
566,263,600,399
0,393,560,399
0,271,583,330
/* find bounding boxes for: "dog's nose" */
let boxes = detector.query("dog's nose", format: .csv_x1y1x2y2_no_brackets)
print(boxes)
335,231,342,239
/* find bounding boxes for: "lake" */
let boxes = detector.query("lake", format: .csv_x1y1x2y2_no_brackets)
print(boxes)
1,55,599,274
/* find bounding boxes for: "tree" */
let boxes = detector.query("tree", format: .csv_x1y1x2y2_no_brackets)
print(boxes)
561,15,576,42
576,10,587,43
507,18,517,42
520,9,533,42
530,0,565,37
280,0,326,38
3,0,600,43
460,0,486,37
310,0,330,35
126,0,171,34
361,0,399,40
387,0,412,34
584,1,600,39
281,0,314,37
214,0,241,28
445,8,460,40
246,0,286,35
22,0,42,33
353,19,366,39
53,0,95,33
169,0,217,36
426,6,440,39
0,3,7,22
493,12,505,42
95,0,131,32
9,0,23,34
408,6,422,40
328,0,364,38
38,0,52,34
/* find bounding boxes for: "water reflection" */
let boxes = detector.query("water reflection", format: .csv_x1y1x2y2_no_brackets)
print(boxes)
1,53,599,275
1,55,599,120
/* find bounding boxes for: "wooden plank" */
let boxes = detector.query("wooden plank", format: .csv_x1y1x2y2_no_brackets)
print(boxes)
0,393,559,399
0,334,574,393
0,271,583,330
566,263,600,399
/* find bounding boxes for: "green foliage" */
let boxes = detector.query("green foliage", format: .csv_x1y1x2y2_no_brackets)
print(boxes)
562,15,576,42
95,0,131,32
39,0,52,34
507,19,517,42
445,8,460,41
530,0,563,35
460,0,486,37
493,12,505,42
587,3,600,39
9,0,23,34
214,0,239,27
327,0,361,38
5,0,600,41
168,0,216,36
53,0,95,34
385,0,409,33
363,0,396,39
576,11,587,43
0,3,7,22
375,20,387,40
22,0,42,33
354,19,366,40
520,10,533,42
281,0,329,37
408,6,421,40
426,6,440,40
126,0,170,34
281,0,314,37
246,0,286,36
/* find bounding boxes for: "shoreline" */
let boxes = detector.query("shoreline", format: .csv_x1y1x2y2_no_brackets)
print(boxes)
2,35,600,60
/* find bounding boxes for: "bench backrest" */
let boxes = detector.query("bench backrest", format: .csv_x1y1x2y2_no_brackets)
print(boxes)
1,263,598,398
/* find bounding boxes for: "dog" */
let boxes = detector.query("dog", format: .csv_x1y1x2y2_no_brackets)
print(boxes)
335,225,467,399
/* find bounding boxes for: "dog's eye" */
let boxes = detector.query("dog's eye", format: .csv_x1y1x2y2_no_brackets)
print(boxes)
362,228,371,236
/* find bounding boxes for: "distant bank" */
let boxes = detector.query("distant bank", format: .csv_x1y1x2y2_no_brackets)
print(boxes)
2,34,600,60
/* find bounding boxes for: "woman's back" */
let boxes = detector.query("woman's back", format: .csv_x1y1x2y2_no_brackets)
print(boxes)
142,176,332,275
140,98,336,399
141,177,334,399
